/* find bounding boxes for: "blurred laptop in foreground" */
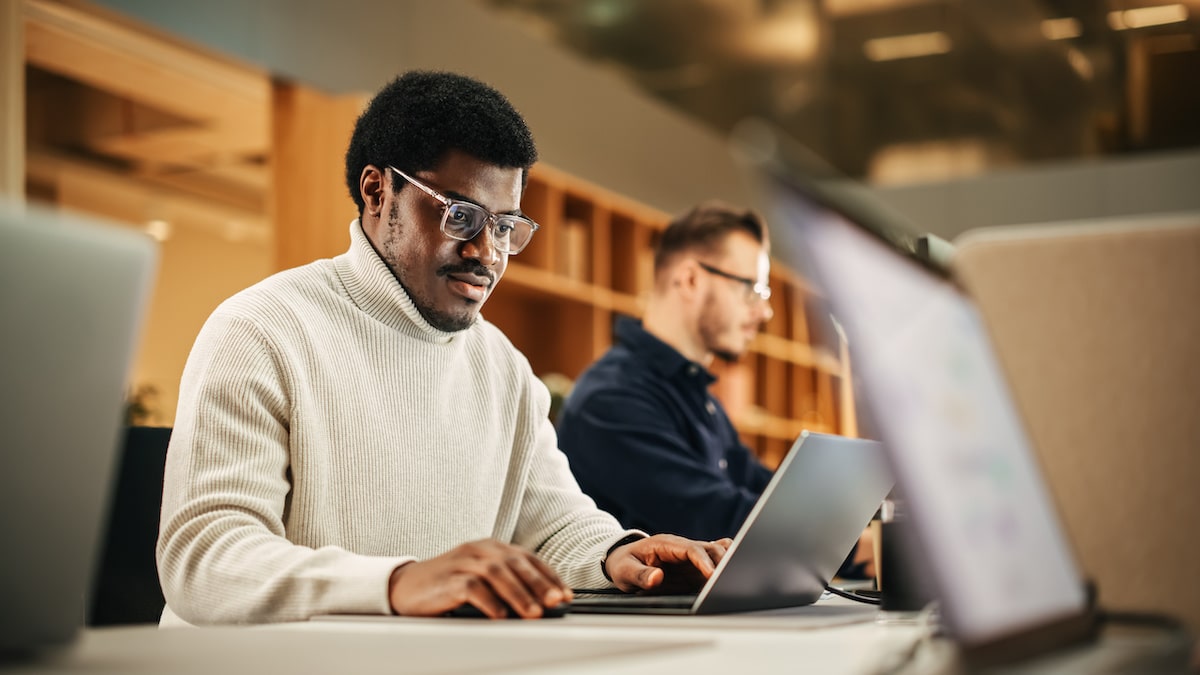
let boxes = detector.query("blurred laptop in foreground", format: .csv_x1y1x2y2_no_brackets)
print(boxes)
735,123,1193,670
0,202,158,656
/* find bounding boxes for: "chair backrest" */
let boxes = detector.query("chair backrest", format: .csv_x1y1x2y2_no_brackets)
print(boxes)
88,426,172,626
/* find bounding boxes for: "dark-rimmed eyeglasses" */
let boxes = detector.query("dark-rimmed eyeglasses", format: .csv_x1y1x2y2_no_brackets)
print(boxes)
389,166,540,255
696,261,772,303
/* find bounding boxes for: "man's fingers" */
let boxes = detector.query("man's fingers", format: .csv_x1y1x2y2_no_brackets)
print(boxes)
607,535,736,592
472,557,542,618
508,554,568,608
685,542,718,577
461,576,509,619
639,565,664,589
686,535,729,578
704,538,732,567
520,550,573,602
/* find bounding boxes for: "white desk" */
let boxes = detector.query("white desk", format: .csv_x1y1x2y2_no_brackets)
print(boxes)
302,599,927,674
1,598,928,675
3,598,1189,674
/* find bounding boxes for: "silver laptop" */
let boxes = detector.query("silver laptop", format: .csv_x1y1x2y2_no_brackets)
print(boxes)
0,203,158,654
570,432,891,615
735,129,1103,664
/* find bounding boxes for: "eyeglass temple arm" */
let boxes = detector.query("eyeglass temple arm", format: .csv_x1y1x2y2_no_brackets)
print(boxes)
388,166,451,207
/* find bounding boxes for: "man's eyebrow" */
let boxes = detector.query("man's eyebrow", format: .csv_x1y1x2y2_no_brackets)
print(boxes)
443,190,525,217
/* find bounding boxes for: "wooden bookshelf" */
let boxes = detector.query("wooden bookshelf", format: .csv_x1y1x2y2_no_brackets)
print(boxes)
485,164,855,470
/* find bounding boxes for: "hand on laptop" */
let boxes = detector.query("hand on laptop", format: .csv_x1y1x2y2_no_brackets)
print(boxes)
605,534,731,594
387,539,573,619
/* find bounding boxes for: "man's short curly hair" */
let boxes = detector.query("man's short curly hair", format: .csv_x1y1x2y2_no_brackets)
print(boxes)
345,71,538,215
653,201,767,277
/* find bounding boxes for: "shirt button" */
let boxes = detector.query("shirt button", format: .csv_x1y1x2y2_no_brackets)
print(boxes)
687,365,699,376
719,459,729,471
705,401,716,415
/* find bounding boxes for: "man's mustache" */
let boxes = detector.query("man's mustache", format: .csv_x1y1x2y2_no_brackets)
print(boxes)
436,262,495,286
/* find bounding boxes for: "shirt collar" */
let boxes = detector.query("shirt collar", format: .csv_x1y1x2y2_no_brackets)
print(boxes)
615,317,715,385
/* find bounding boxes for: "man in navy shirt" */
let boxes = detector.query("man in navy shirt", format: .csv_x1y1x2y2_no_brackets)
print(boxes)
557,202,873,576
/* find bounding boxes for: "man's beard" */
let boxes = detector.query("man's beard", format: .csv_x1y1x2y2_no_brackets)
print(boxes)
698,296,744,364
379,205,479,333
409,295,476,333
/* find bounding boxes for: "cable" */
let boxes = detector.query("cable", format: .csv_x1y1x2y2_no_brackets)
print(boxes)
1098,609,1187,632
824,583,882,605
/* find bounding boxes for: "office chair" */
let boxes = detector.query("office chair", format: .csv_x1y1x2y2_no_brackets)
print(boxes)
88,426,171,626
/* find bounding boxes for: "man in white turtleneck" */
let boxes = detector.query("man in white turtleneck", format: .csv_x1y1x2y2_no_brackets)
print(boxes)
156,70,728,626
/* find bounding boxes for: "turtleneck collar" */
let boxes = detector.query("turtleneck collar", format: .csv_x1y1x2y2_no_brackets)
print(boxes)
334,219,467,345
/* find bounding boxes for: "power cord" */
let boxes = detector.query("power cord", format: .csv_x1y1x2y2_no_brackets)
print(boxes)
1097,608,1187,632
824,583,882,605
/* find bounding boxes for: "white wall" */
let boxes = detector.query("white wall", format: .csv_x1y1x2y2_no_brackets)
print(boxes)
872,149,1200,241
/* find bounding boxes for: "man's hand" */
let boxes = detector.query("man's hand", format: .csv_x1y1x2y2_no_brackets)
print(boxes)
604,534,731,593
388,539,572,619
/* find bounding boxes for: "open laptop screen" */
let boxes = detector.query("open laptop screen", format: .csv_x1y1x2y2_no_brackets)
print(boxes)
753,171,1087,647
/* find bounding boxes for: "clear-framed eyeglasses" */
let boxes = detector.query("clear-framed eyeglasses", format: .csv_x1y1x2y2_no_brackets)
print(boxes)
696,261,772,304
389,165,540,255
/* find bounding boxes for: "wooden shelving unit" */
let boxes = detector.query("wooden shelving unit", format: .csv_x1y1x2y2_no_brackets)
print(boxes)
10,2,854,450
488,164,855,470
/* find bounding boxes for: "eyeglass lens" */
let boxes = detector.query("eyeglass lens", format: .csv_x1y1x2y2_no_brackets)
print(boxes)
443,203,531,254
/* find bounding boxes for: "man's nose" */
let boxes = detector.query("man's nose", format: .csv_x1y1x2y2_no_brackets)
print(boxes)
757,298,774,323
460,221,501,267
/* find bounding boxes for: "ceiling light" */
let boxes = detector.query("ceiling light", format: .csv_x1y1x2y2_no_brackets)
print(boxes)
742,5,819,64
863,31,952,61
1041,17,1082,40
1107,4,1188,30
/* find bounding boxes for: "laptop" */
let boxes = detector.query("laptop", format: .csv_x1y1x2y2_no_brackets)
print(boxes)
0,202,158,654
733,126,1108,665
570,432,892,615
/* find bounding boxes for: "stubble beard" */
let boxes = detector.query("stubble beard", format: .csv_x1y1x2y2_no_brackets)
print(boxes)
698,293,743,364
381,203,477,333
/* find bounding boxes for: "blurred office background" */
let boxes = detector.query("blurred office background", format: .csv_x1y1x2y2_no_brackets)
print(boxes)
4,0,1198,427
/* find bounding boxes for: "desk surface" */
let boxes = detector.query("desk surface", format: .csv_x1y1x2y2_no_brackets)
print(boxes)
2,598,1189,675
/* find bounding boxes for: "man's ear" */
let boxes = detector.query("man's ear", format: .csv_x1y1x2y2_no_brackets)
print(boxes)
673,260,703,301
360,165,387,218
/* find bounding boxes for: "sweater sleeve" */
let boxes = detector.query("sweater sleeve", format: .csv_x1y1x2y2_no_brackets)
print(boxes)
156,311,408,625
508,371,636,590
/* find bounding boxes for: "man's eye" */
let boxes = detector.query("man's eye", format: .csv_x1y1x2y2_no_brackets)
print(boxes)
495,221,515,236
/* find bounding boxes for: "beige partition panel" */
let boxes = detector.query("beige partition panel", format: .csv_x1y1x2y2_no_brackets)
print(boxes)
953,216,1200,632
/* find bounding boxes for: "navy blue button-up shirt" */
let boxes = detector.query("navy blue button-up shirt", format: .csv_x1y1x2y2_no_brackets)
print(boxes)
557,318,773,541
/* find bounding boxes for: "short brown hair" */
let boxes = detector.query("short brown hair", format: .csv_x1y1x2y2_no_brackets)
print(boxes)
654,201,767,275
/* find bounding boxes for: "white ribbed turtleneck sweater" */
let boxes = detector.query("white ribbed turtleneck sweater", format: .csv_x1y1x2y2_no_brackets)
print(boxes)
157,221,627,625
